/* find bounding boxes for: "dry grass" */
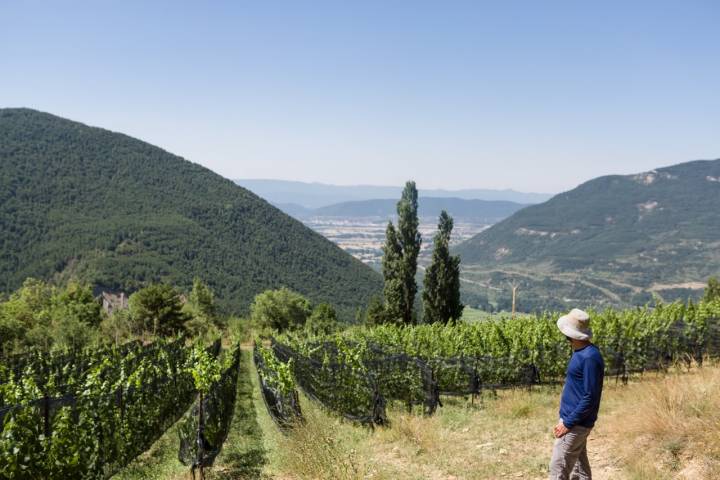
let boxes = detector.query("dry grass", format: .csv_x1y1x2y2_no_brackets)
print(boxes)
602,363,720,479
259,362,720,480
271,408,373,480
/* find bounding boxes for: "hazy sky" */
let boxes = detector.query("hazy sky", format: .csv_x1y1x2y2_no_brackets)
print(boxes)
1,1,718,193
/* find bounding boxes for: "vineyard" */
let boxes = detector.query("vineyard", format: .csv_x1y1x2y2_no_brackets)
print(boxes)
0,337,241,480
2,299,720,478
265,299,720,427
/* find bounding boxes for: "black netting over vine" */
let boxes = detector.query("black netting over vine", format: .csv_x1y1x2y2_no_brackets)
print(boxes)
253,345,303,430
272,340,387,426
0,338,197,479
0,337,189,410
268,319,720,424
0,340,142,380
600,321,720,384
178,346,241,475
363,344,439,415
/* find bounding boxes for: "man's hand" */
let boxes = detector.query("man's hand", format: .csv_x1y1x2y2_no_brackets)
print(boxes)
553,421,569,438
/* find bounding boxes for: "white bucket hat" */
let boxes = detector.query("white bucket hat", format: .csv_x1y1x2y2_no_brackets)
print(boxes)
557,308,592,341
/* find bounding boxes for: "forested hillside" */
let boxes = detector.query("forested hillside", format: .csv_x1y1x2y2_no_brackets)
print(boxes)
0,108,381,317
456,159,720,311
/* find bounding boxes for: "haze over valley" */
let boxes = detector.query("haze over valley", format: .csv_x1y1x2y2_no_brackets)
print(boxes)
234,186,532,265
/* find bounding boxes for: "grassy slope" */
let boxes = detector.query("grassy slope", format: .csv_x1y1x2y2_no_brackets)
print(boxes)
266,363,720,479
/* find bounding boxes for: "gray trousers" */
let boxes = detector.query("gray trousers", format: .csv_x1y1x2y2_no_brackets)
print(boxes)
549,425,592,480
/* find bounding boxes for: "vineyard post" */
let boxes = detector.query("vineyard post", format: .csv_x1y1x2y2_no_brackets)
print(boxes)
96,410,104,474
508,280,519,319
116,386,124,420
42,393,50,439
196,391,205,480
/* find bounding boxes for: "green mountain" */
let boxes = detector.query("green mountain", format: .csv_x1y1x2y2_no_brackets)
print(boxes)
455,159,720,311
235,178,552,208
0,108,381,317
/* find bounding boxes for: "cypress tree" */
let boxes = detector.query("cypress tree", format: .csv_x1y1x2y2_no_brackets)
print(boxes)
381,181,422,325
381,221,404,323
422,210,464,323
398,181,422,324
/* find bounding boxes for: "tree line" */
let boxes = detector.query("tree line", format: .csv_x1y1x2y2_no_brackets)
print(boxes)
0,278,223,356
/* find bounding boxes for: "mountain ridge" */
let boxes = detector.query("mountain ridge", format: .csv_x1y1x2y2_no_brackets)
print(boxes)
312,197,527,223
455,158,720,311
235,178,553,208
276,197,527,223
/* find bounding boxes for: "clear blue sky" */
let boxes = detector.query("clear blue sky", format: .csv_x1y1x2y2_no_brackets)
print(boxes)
1,1,718,193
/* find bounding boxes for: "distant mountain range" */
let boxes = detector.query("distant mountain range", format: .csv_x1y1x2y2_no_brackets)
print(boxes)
235,179,553,208
0,109,381,318
274,197,528,223
455,159,720,311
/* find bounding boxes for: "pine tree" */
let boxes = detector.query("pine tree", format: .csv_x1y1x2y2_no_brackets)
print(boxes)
186,278,218,325
422,210,464,323
128,283,188,336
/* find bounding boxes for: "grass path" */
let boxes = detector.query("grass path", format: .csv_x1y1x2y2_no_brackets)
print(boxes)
206,349,267,479
113,349,267,480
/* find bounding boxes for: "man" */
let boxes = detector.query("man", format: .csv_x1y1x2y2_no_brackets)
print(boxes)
549,308,605,480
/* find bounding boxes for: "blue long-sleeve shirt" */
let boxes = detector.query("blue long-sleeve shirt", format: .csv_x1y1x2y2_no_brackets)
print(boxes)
559,344,604,429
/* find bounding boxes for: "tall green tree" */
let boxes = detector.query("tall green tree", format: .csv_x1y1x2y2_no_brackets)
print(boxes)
183,278,222,340
382,181,422,324
381,222,404,323
704,277,720,303
129,283,188,336
396,181,422,324
250,287,311,333
363,295,389,326
305,302,339,336
0,279,101,354
422,211,464,323
186,278,218,322
49,281,102,349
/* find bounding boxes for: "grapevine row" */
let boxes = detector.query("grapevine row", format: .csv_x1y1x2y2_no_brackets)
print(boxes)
178,344,242,477
253,342,303,430
269,300,720,425
0,338,221,479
